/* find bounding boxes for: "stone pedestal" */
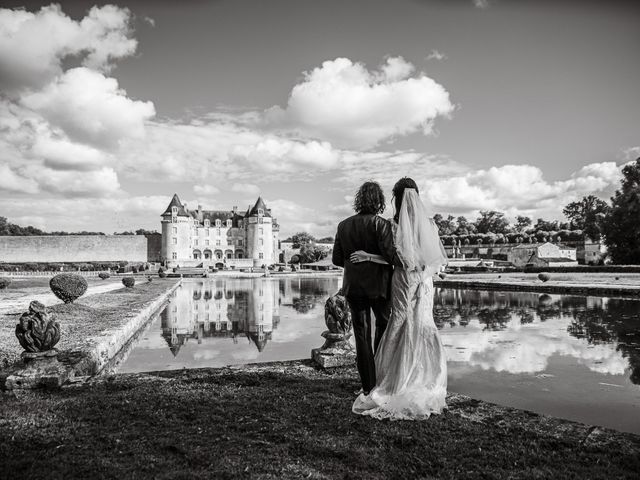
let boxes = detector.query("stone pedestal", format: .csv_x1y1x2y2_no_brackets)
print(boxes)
311,331,356,368
2,350,70,390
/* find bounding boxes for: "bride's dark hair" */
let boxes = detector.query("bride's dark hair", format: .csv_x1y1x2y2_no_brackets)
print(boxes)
392,177,419,223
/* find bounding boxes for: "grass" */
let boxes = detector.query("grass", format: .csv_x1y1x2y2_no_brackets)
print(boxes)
0,362,638,479
0,278,180,369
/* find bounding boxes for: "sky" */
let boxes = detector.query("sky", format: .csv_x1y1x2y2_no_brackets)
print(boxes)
0,0,638,237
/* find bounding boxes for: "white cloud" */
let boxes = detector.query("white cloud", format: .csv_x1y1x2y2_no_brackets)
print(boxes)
193,185,220,196
231,183,260,196
424,162,623,217
264,56,454,149
0,4,137,89
0,164,39,194
21,67,155,148
31,136,110,171
20,165,120,196
426,50,447,61
229,138,339,175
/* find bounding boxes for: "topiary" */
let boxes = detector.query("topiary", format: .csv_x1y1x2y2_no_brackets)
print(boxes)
50,274,88,303
538,273,550,283
0,277,11,290
98,272,110,280
131,266,138,274
122,276,135,288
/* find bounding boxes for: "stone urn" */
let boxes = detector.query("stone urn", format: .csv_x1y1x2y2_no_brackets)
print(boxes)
4,301,69,389
311,288,356,368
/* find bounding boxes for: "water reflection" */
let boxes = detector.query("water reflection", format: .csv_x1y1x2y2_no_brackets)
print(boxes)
161,278,338,356
434,289,640,384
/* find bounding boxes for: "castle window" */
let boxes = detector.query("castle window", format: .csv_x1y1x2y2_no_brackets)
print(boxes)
259,227,263,235
217,228,221,236
216,240,221,246
259,252,263,259
171,216,177,223
258,218,263,224
172,252,177,260
258,208,264,215
194,239,198,246
238,239,243,246
205,228,209,236
215,219,221,227
172,237,177,245
226,219,232,228
205,239,210,246
171,206,178,215
259,238,264,246
172,227,177,234
204,219,210,227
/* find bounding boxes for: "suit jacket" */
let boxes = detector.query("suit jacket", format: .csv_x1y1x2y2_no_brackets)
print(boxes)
332,213,396,299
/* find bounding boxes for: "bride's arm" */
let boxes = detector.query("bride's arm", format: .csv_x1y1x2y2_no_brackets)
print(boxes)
350,250,389,265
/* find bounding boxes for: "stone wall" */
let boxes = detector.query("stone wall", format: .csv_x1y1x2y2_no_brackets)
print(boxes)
145,233,163,262
0,236,148,263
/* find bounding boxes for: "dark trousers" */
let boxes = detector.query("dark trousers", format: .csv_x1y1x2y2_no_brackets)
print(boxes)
347,295,391,393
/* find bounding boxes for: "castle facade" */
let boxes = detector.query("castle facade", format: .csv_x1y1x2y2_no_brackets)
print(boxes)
161,194,280,268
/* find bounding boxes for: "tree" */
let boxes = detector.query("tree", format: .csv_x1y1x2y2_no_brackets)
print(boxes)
514,216,532,232
434,214,456,235
474,210,510,234
454,216,475,235
534,218,559,232
562,195,609,241
603,158,640,264
298,243,328,263
288,232,316,248
317,236,334,243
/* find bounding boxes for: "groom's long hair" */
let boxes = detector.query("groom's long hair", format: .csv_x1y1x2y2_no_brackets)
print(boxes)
392,177,419,223
353,181,386,215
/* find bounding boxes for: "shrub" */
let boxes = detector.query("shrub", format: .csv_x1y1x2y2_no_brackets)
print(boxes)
0,277,11,289
158,267,167,278
147,275,153,282
98,272,110,280
50,274,88,303
131,266,138,274
122,276,135,288
538,273,551,283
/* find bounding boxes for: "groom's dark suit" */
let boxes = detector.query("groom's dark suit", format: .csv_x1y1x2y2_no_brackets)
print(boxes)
332,213,396,393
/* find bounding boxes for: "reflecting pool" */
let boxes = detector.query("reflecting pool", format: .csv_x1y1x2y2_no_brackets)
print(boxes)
117,277,640,433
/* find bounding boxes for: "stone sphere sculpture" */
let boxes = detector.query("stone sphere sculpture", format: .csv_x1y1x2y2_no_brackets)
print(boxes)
49,273,88,303
15,301,60,353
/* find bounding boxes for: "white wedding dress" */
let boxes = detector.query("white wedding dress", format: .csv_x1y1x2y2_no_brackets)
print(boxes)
352,189,448,420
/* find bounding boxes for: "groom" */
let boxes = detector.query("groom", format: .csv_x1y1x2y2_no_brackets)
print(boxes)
332,181,396,394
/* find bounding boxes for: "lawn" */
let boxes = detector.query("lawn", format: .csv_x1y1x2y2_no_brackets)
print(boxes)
0,362,638,479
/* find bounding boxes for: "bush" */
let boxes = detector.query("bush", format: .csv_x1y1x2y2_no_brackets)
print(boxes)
147,275,153,282
50,274,88,303
122,276,135,288
0,277,11,289
538,273,551,283
98,272,110,280
131,266,138,274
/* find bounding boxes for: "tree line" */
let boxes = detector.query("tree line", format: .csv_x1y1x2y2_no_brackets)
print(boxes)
0,218,158,237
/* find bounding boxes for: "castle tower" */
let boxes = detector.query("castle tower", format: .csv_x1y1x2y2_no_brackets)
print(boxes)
245,196,275,267
161,194,193,267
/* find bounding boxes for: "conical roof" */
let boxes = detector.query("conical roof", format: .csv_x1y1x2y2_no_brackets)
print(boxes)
247,196,271,217
161,194,189,217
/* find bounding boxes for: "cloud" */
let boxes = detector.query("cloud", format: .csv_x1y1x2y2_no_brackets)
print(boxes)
424,162,623,217
194,185,220,196
21,67,155,149
0,4,137,89
473,0,490,9
264,56,454,149
623,146,640,161
0,164,39,194
231,183,260,196
229,138,339,175
426,50,447,61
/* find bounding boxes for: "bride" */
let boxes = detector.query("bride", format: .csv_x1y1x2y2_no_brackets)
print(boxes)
349,177,448,420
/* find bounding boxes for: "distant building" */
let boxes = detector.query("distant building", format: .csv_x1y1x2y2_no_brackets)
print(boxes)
508,242,577,268
161,194,280,268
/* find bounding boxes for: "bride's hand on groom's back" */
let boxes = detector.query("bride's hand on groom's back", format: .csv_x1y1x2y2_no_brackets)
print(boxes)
350,250,368,263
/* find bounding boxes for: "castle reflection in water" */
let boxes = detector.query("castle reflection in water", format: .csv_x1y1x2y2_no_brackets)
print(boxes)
158,278,640,386
161,277,336,356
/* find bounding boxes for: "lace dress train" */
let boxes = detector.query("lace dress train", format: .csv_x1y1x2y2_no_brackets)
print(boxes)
352,270,447,420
